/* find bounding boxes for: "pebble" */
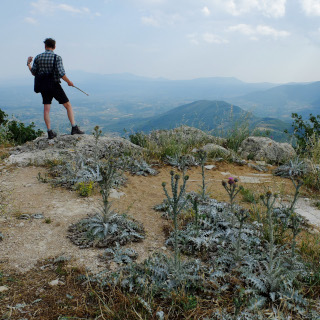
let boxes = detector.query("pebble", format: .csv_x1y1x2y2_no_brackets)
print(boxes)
49,279,65,287
204,165,216,170
32,213,44,219
17,214,30,220
0,286,8,292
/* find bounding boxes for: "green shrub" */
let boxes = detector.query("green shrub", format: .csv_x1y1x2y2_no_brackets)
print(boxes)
0,108,43,145
286,113,320,153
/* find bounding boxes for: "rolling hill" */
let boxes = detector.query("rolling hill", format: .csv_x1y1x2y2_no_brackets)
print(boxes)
229,81,320,120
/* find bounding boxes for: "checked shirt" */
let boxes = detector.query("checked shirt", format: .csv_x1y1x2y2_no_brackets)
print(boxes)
31,50,66,82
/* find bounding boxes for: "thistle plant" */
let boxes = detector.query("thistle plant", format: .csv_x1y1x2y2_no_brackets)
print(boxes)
162,170,189,269
188,195,200,236
222,177,243,226
93,125,102,166
196,150,209,200
234,209,250,261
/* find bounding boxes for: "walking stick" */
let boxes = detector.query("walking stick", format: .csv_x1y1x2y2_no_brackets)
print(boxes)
73,85,89,96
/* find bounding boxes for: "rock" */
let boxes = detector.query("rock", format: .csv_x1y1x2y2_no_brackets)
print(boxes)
17,214,30,220
6,134,143,167
204,165,216,170
49,279,65,287
256,160,266,166
161,246,167,251
239,137,296,164
147,126,226,146
247,163,268,172
0,286,8,292
239,176,262,184
201,144,230,156
109,189,125,199
32,213,44,219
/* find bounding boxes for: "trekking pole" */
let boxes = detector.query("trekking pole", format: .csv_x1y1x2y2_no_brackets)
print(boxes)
73,85,89,96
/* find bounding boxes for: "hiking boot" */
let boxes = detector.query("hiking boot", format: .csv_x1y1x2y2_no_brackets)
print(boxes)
47,130,57,140
71,125,85,135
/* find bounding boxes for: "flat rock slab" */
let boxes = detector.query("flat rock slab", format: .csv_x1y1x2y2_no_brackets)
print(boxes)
295,198,320,227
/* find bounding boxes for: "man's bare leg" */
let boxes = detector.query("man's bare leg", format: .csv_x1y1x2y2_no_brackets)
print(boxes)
44,104,51,130
63,101,75,126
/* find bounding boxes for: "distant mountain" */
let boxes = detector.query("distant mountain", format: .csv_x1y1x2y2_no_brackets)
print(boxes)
229,82,320,120
135,100,290,140
0,73,277,110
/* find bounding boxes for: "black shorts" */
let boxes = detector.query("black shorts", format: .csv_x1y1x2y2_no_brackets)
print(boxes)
41,83,69,105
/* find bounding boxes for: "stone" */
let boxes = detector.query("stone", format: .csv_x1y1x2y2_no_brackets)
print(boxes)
6,134,143,167
204,165,216,170
49,279,65,287
109,189,125,199
32,213,44,219
239,136,296,164
0,286,8,292
201,144,230,157
255,160,266,166
239,176,262,184
17,214,30,220
247,163,268,172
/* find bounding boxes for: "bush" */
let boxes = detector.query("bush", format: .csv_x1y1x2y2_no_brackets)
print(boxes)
286,113,320,153
0,108,43,145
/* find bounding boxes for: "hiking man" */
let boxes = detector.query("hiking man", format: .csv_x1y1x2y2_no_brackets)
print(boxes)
27,38,84,139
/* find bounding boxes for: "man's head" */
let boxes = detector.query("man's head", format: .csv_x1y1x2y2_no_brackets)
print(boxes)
44,38,56,50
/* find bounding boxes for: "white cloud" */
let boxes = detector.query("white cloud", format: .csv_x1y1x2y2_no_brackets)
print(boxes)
228,23,290,39
187,32,228,45
141,16,159,27
31,0,93,15
24,17,37,24
201,6,211,16
301,0,320,16
212,0,286,18
187,33,199,45
203,32,228,44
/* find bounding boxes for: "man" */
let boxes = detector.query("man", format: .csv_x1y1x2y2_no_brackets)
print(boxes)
27,38,84,139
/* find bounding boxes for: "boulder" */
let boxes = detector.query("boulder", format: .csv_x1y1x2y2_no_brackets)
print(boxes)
239,137,296,164
6,134,143,167
201,144,230,157
148,126,226,146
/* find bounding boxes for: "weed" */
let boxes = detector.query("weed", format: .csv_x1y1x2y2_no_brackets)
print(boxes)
76,181,94,197
45,218,52,224
240,187,256,203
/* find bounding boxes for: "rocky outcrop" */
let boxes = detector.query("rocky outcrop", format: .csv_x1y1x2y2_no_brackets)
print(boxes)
7,134,142,167
201,143,230,156
148,125,226,146
239,136,296,164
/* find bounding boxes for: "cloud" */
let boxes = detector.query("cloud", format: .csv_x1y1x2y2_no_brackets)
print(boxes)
141,16,160,27
141,12,182,27
300,0,320,16
24,17,37,24
187,32,228,45
228,23,290,39
31,0,94,16
203,32,228,44
212,0,286,18
201,6,211,16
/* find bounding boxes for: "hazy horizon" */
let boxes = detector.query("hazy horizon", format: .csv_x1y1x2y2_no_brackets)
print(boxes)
1,0,320,84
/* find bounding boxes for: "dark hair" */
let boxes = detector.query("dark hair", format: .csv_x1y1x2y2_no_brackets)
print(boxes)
44,38,56,49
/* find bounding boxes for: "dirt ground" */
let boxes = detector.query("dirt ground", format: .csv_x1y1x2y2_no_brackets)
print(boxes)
0,161,311,275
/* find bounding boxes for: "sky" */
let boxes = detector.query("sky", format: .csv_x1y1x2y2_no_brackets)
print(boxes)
1,0,320,83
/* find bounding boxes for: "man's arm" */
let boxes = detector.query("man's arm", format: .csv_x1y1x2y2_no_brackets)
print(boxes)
61,75,74,87
27,56,35,76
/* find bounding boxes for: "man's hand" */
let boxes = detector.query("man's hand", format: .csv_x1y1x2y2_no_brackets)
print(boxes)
27,56,33,65
67,81,74,87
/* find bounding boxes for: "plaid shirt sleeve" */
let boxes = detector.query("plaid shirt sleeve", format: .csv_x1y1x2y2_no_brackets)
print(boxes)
56,55,66,78
31,56,39,75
